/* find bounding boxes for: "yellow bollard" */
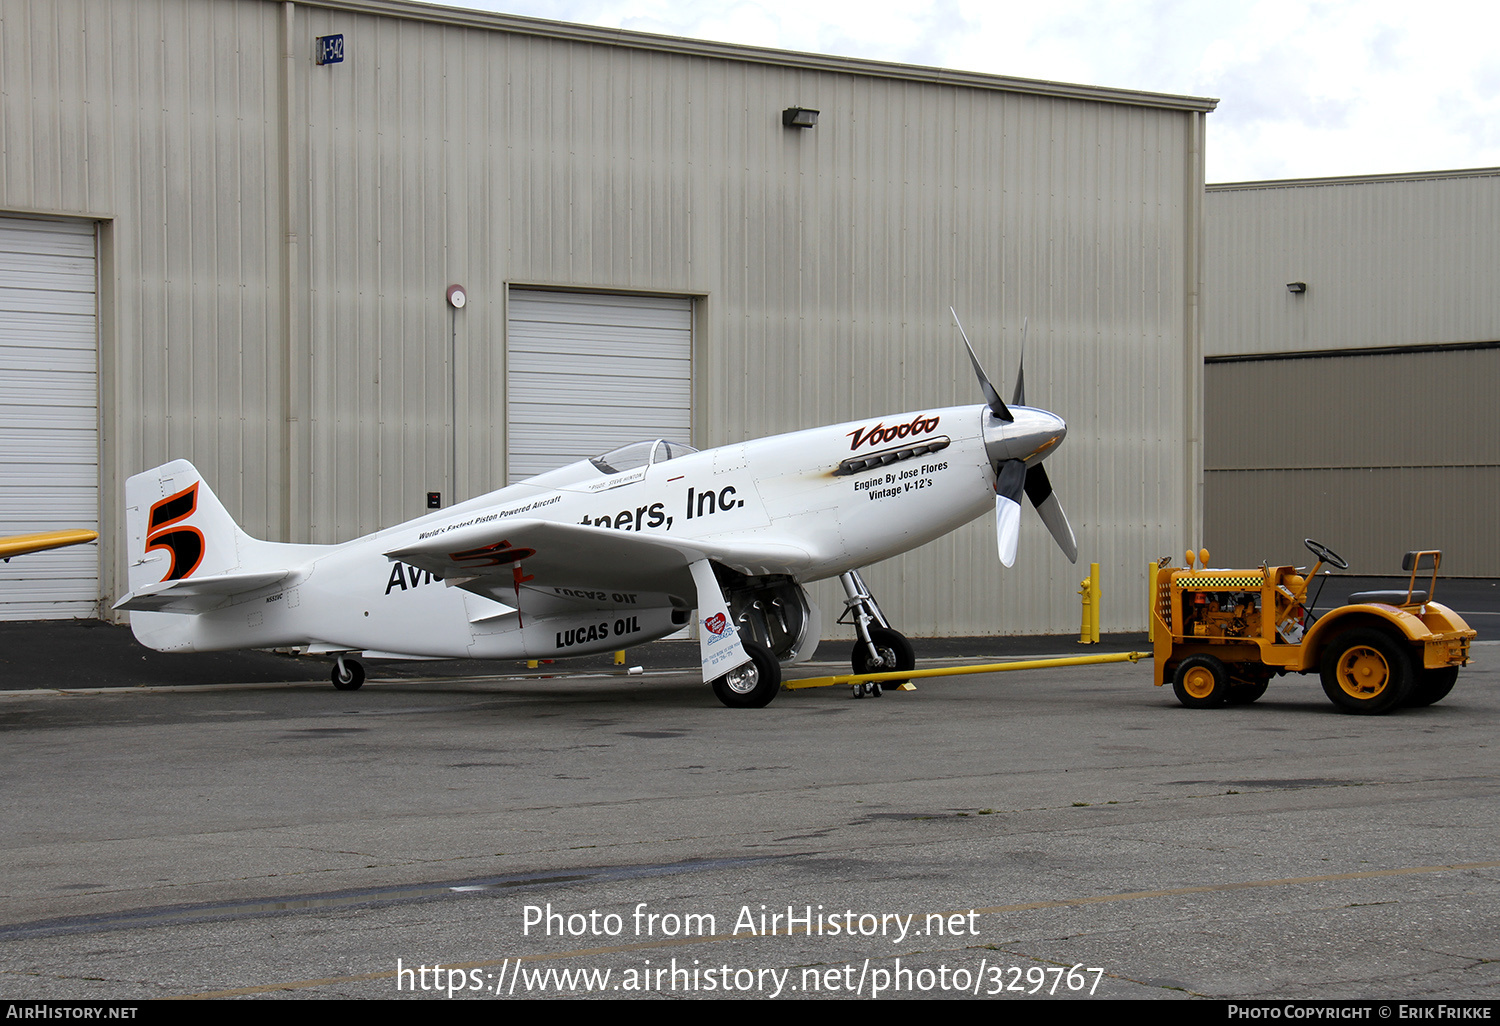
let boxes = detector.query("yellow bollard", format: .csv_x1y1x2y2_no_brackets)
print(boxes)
1078,562,1101,644
614,650,626,665
1091,562,1101,642
526,659,538,669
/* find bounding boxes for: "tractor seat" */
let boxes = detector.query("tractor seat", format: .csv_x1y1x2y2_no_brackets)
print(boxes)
1348,589,1427,606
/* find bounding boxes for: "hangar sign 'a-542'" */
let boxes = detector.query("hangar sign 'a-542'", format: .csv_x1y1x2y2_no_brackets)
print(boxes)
115,313,1077,707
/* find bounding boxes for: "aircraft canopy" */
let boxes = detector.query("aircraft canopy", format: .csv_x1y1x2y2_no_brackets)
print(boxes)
590,439,698,475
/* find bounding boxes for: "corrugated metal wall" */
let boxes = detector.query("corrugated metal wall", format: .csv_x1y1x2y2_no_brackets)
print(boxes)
1,0,1210,634
1204,171,1500,577
1206,170,1500,357
1204,348,1500,575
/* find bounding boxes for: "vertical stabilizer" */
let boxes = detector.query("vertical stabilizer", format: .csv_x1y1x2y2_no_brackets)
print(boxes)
119,461,307,651
123,460,259,594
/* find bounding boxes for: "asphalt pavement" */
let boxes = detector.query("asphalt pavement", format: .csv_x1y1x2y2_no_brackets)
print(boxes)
0,576,1494,1002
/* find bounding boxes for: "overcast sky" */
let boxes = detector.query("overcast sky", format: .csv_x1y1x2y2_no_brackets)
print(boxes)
456,0,1500,183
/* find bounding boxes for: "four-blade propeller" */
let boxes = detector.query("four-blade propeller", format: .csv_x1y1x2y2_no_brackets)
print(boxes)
952,308,1078,569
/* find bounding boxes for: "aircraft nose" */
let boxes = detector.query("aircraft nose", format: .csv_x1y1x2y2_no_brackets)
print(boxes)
982,406,1067,466
1030,409,1067,461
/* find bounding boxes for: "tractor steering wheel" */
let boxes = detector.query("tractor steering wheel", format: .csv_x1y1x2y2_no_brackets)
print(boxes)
1304,538,1348,570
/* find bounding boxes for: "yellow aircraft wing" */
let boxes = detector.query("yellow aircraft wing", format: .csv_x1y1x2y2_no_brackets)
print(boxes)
0,529,99,561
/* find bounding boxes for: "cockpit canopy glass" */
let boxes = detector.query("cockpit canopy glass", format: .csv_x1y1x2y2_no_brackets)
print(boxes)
590,439,698,475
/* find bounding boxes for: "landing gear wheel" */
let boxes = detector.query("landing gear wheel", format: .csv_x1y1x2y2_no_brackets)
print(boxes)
1172,655,1229,708
851,680,884,699
1303,538,1349,570
1404,666,1458,708
1225,679,1269,705
711,639,781,708
331,658,365,691
851,627,915,687
1320,628,1412,714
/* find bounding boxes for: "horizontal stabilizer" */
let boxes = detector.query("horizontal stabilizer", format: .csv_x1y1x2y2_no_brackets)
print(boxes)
112,570,291,613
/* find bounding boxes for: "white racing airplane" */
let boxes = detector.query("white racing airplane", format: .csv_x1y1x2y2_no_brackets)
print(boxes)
115,314,1077,707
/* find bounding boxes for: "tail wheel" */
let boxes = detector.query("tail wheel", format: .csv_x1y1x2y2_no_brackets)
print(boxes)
1405,666,1459,708
851,627,915,687
711,639,781,708
1320,629,1412,714
331,658,365,691
1171,655,1229,708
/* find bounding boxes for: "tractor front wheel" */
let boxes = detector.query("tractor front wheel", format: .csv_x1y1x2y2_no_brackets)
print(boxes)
1172,655,1229,708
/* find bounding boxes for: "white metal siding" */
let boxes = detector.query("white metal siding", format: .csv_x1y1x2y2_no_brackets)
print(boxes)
506,291,693,481
0,216,98,619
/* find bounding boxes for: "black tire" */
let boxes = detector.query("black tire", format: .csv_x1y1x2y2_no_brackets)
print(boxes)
1319,629,1413,714
331,658,365,691
711,639,781,708
1225,679,1269,705
1171,654,1229,708
850,627,915,686
1405,666,1459,708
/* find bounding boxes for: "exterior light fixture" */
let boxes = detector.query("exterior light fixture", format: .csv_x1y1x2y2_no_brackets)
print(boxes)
1286,281,1307,294
447,284,467,308
782,107,819,129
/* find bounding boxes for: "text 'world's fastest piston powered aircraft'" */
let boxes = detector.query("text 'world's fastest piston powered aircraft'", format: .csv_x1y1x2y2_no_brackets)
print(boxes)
116,315,1077,707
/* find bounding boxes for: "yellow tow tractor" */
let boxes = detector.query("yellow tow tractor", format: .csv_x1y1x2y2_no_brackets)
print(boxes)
1152,540,1475,714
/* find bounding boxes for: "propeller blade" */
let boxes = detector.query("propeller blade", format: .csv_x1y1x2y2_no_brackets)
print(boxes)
995,459,1026,568
1024,464,1078,563
951,307,1013,422
1011,317,1028,407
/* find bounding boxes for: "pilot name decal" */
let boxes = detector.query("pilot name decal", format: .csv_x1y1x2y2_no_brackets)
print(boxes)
853,461,950,500
846,414,941,451
556,616,642,649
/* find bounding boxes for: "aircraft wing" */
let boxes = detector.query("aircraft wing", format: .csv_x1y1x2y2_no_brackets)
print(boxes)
384,518,810,600
112,570,293,613
0,529,98,560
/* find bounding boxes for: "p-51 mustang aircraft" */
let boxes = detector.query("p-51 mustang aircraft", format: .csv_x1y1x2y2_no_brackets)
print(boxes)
116,314,1077,707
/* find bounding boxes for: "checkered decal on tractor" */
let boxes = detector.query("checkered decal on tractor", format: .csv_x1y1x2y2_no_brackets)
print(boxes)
1176,575,1265,589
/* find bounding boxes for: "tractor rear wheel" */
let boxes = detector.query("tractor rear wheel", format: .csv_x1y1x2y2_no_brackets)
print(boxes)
1319,629,1413,714
1405,666,1459,708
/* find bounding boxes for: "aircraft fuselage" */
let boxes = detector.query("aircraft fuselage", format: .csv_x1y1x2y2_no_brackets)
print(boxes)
126,401,1064,663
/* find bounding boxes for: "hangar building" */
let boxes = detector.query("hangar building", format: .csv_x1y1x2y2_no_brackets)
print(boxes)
0,0,1214,636
1204,168,1500,578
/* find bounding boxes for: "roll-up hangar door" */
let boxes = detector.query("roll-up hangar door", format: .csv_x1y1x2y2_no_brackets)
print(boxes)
0,217,99,620
506,290,693,481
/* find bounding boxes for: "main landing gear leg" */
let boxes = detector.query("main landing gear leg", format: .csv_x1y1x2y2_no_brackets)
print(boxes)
840,569,915,698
